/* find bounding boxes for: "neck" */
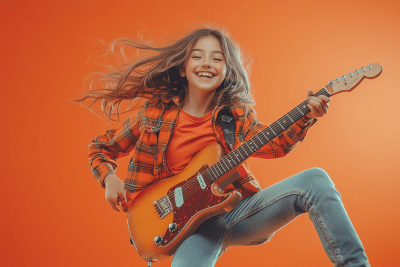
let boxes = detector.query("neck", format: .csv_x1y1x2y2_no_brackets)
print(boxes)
181,88,215,117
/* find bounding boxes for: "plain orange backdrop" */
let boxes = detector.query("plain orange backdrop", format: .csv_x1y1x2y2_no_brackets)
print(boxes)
1,0,399,266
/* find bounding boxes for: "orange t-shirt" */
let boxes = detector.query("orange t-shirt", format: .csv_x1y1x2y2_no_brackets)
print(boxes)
164,109,218,174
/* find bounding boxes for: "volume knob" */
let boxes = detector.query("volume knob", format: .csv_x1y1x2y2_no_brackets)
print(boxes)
168,223,178,232
154,236,163,246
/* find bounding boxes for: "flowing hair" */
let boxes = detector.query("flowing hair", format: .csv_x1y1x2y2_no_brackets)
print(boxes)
75,27,254,121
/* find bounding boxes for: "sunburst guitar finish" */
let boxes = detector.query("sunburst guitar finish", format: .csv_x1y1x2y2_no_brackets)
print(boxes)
127,143,242,262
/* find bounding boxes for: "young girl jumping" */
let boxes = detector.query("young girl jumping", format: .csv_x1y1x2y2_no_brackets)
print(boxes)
81,28,370,267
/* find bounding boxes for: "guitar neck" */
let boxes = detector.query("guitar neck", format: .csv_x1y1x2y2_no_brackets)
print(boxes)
206,86,332,182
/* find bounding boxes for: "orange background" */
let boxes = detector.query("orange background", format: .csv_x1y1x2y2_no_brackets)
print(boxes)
1,0,399,266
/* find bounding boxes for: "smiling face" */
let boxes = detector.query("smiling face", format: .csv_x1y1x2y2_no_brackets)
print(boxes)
180,35,227,95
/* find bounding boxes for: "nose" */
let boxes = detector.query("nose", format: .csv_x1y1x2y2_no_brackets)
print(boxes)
202,57,211,68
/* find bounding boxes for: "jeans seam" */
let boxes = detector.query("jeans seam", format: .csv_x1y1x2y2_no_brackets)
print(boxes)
217,215,228,229
309,208,344,267
226,191,345,267
227,191,303,230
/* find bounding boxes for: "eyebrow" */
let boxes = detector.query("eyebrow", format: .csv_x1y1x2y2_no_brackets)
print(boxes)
190,49,224,56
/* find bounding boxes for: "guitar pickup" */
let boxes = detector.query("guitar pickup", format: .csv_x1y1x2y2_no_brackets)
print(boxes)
154,196,173,218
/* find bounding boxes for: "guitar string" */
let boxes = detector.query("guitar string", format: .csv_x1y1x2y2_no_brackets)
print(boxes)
163,96,316,199
164,109,304,202
163,89,329,207
163,97,319,203
138,89,330,228
149,111,300,224
138,119,297,230
163,111,296,203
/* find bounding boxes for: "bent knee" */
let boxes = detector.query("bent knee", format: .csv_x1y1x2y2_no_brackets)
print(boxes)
307,167,329,178
303,167,334,188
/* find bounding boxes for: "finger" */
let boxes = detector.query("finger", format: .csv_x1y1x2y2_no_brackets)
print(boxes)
307,104,319,115
107,198,121,212
318,95,331,103
308,96,323,104
321,103,328,114
307,89,314,98
106,196,120,211
308,99,323,114
117,190,128,203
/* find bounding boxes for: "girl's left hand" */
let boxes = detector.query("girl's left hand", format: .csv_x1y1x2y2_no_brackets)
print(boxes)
305,89,331,119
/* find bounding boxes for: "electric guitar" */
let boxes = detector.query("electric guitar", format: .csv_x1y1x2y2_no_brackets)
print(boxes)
127,63,382,263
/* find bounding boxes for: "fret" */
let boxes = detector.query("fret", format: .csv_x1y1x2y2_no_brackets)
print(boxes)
207,86,330,181
264,131,270,142
285,114,294,123
246,141,254,154
296,106,304,115
268,125,276,135
211,165,218,178
221,161,229,173
233,150,241,163
278,117,290,129
241,146,250,157
247,142,255,155
271,123,281,135
214,163,223,176
227,154,236,167
249,140,258,150
225,155,235,168
208,167,217,181
254,134,264,146
287,109,299,120
260,130,270,142
322,87,331,96
220,161,228,173
220,157,230,172
277,121,285,130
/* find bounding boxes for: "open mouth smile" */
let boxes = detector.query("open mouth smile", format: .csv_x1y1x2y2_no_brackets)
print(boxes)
196,71,215,81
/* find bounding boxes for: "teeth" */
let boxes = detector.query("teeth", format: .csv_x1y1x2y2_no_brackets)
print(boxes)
197,72,213,78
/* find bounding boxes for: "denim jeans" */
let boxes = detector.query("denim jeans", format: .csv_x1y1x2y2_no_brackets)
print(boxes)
171,168,370,267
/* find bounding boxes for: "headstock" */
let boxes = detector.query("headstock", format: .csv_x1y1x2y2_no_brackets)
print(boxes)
325,63,382,95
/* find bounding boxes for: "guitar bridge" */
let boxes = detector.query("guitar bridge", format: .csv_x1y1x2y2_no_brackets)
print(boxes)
153,196,173,218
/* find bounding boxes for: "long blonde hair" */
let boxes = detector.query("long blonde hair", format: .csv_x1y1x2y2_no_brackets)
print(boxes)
76,27,254,121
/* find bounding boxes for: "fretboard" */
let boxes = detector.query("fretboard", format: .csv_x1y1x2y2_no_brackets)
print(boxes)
205,87,331,182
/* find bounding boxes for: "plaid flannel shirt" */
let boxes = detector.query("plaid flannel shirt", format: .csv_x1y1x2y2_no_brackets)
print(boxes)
88,99,317,200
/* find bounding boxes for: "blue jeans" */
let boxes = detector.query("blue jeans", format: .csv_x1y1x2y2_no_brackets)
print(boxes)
171,168,370,267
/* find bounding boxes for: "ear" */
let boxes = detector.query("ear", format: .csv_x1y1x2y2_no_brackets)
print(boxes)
179,67,186,78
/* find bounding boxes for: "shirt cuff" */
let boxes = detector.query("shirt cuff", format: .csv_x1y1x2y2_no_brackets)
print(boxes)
290,115,318,142
93,163,116,188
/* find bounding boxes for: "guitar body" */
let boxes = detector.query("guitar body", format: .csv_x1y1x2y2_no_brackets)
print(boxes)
127,143,243,262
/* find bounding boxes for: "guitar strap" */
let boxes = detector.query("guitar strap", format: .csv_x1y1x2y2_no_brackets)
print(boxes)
218,106,235,150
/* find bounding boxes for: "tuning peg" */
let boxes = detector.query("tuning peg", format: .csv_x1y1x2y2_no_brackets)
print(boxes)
368,64,372,69
349,72,353,77
336,77,340,82
355,70,359,74
342,75,347,79
327,80,335,85
361,66,365,72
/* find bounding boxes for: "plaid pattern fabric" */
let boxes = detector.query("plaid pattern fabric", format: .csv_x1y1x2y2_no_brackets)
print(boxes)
88,99,317,197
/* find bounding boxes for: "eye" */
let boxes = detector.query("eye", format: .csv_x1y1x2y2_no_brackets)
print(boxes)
192,56,201,59
214,58,223,61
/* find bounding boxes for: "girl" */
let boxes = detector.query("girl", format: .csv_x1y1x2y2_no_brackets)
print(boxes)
80,28,370,266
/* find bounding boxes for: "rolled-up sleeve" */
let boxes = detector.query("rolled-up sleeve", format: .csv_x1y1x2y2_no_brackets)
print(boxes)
243,107,317,159
88,110,142,187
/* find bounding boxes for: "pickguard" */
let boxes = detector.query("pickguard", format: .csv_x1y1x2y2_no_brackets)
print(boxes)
161,165,229,246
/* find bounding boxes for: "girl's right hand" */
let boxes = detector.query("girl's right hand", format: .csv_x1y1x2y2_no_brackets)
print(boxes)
104,174,127,212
